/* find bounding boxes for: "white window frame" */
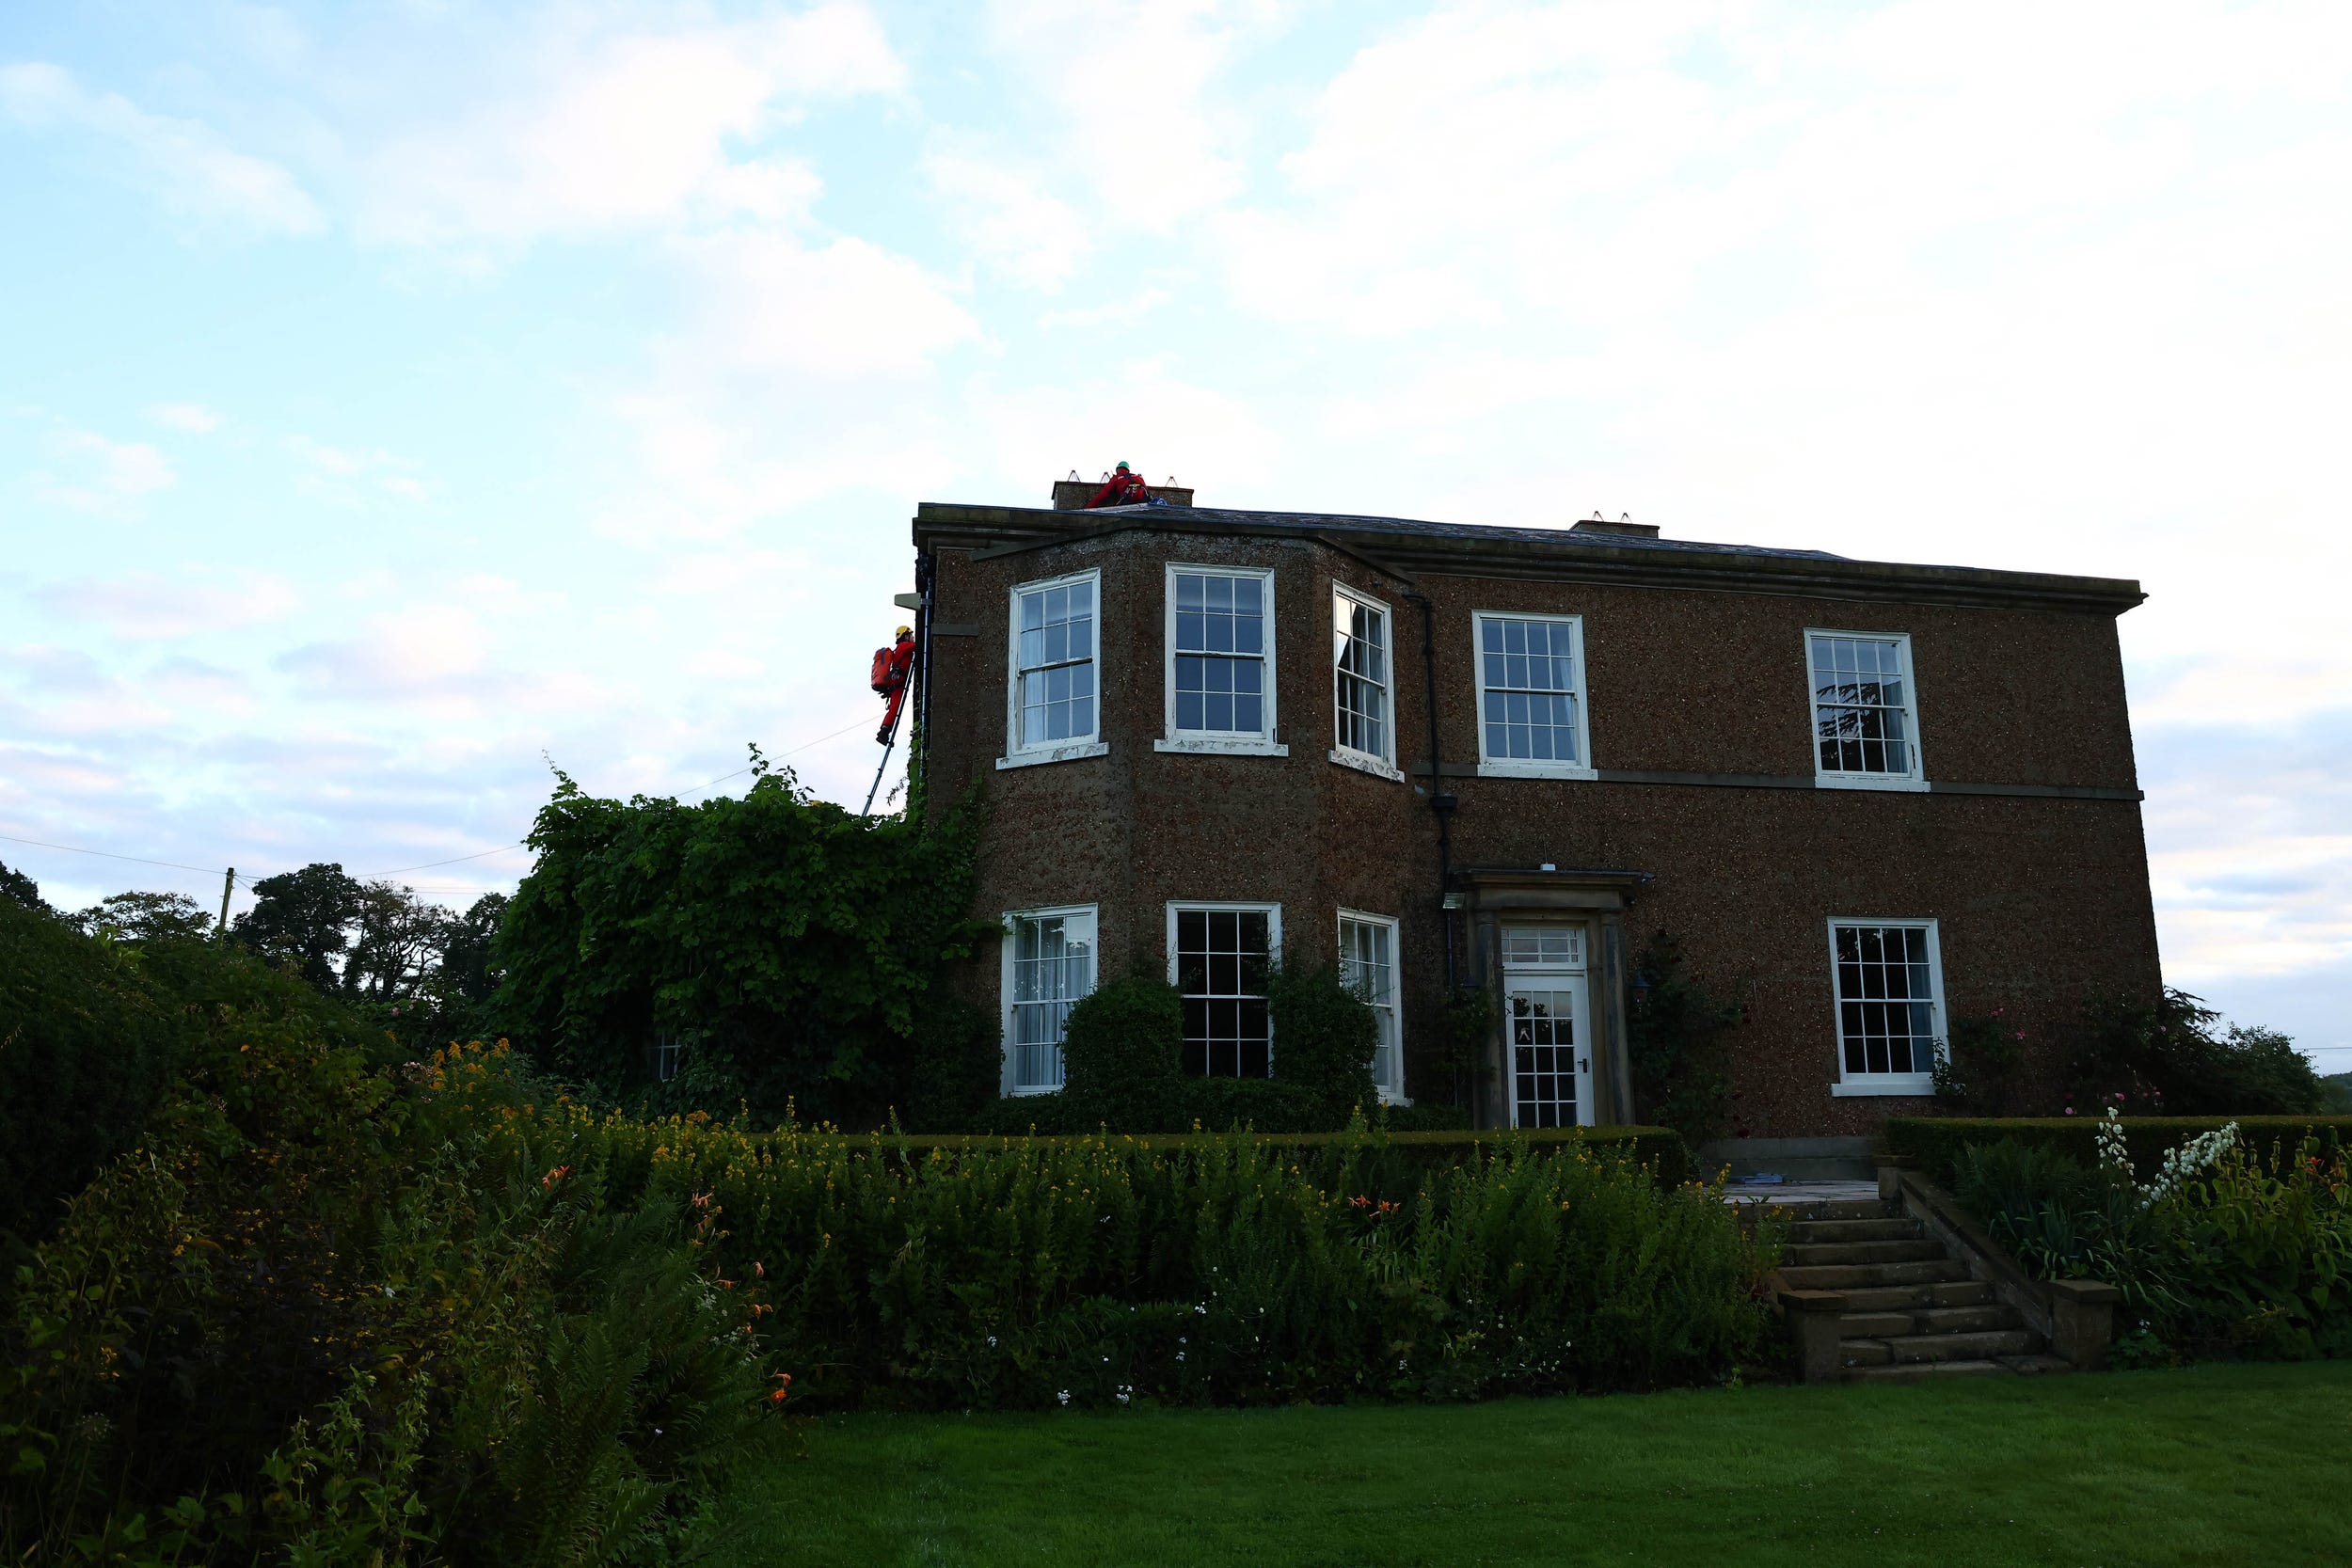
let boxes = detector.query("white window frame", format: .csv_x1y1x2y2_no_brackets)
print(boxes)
1155,562,1287,757
1805,628,1927,792
999,567,1108,770
1338,909,1406,1104
1826,916,1945,1097
1471,611,1596,780
1329,584,1403,781
1166,900,1283,1077
1000,903,1099,1096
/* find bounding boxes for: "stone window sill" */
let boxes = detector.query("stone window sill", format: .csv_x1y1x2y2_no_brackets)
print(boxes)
1328,748,1404,782
997,741,1109,770
1154,736,1290,757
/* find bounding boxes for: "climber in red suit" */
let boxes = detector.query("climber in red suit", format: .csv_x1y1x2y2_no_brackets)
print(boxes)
871,625,915,743
1086,461,1149,509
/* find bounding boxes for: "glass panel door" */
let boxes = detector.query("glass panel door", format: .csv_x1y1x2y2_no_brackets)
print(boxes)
1505,975,1593,1128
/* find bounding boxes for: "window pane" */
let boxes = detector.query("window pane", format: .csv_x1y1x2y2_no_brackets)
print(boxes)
1174,906,1275,1079
1811,635,1914,777
1831,924,1938,1082
1479,616,1583,765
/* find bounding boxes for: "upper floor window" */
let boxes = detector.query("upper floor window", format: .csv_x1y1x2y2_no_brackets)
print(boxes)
1002,905,1096,1094
1827,919,1942,1096
1331,586,1398,777
1808,630,1924,789
1003,569,1102,766
1161,564,1283,754
1168,902,1279,1077
1339,910,1404,1103
1473,612,1593,779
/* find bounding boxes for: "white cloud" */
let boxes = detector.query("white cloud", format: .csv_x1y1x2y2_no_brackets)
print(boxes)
979,0,1275,230
353,5,901,246
148,403,224,433
32,429,178,514
923,136,1092,289
34,568,300,641
0,61,324,234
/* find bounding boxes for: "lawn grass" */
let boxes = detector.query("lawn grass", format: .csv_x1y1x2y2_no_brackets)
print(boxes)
715,1363,2352,1567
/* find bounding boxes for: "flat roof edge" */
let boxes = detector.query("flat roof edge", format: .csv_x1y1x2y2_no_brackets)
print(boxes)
910,502,2147,614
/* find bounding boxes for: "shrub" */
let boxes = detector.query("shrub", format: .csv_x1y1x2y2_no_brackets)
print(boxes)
1887,1116,2352,1186
2065,989,2325,1116
1382,1101,1473,1132
1265,962,1379,1127
1059,974,1186,1130
540,1117,1729,1411
901,992,1000,1132
1930,1009,2028,1116
0,1018,783,1565
0,898,191,1248
496,763,988,1126
1946,1117,2352,1362
1628,933,1741,1145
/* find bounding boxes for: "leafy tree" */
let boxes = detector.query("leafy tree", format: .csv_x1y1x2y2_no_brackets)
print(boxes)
79,888,215,944
233,861,364,989
0,896,188,1247
2067,989,2325,1116
496,763,987,1126
0,859,47,913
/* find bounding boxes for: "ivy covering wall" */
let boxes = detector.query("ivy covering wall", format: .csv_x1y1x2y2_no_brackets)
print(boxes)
495,764,989,1126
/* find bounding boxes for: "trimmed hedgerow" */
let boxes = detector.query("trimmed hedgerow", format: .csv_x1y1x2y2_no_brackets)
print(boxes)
526,1108,1739,1411
1888,1117,2352,1185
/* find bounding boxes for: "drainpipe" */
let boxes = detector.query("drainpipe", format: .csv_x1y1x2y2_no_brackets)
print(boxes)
1406,592,1457,990
911,547,936,816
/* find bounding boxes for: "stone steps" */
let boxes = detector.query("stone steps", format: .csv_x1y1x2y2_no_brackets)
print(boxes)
1767,1194,2072,1384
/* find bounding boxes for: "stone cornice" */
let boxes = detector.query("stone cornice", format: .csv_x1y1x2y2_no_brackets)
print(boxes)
912,502,2146,616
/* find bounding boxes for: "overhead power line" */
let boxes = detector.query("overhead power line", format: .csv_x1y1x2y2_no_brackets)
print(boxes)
4,708,883,897
0,832,230,879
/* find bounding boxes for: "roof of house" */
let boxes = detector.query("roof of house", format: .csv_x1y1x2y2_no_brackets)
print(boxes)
910,499,2146,614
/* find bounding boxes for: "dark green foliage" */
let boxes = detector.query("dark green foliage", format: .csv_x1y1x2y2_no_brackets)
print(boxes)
1058,974,1185,1131
78,890,215,943
1184,1077,1329,1132
233,861,365,990
1946,1129,2352,1361
0,896,189,1246
1266,962,1379,1128
902,993,1000,1132
1627,933,1741,1145
1889,1116,2352,1184
0,860,46,912
2325,1073,2352,1114
580,1117,1747,1412
2065,988,2324,1115
1380,1101,1474,1132
0,1006,780,1565
1931,1009,2027,1114
495,765,987,1126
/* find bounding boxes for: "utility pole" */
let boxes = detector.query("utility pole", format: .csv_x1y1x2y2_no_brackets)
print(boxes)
217,867,234,938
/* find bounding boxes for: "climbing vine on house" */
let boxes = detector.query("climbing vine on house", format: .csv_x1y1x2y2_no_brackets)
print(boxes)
496,756,991,1126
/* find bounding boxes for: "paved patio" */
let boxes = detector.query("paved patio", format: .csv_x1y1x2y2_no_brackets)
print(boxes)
1719,1179,1880,1206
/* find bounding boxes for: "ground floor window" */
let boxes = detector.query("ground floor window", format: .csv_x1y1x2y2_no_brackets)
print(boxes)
1003,905,1097,1093
1828,918,1943,1095
1168,903,1279,1077
1338,910,1405,1102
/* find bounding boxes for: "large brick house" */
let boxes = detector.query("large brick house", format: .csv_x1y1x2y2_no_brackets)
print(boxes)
906,484,2159,1148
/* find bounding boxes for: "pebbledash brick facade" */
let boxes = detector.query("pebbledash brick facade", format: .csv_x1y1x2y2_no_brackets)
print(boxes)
908,491,2160,1141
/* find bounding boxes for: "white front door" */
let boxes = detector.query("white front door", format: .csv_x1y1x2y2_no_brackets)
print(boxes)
1504,974,1594,1128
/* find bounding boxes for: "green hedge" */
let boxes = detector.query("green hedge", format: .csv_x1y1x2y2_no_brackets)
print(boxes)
812,1123,1686,1190
563,1113,1751,1410
1888,1117,2352,1184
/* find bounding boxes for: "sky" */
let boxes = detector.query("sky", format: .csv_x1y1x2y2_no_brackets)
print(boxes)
2,0,2347,1070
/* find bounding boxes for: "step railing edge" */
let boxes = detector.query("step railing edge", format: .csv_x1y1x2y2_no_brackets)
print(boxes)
1880,1160,2121,1370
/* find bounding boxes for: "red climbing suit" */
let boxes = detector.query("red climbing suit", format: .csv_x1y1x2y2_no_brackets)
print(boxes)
1086,467,1149,508
870,627,916,743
